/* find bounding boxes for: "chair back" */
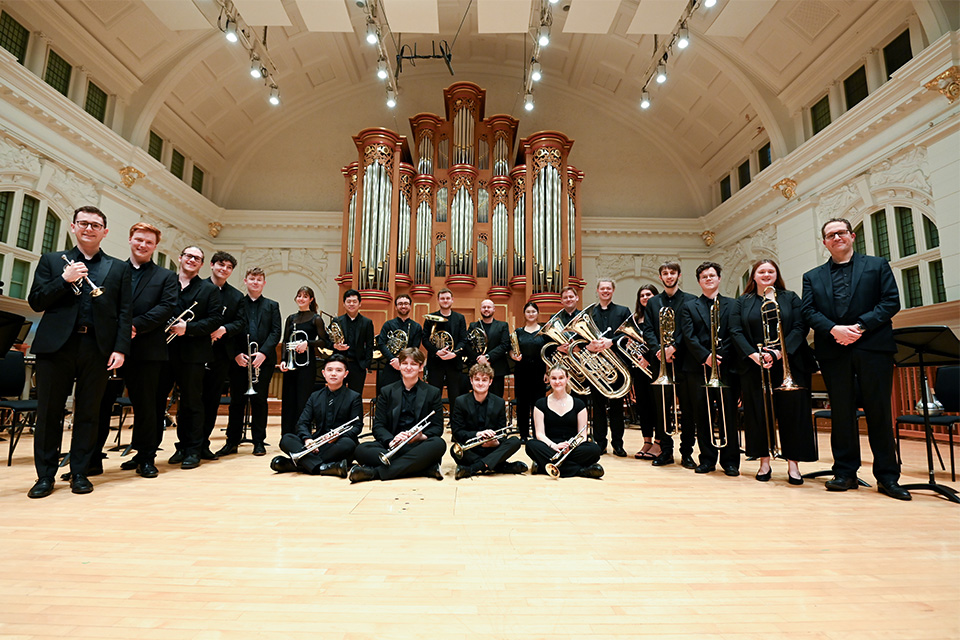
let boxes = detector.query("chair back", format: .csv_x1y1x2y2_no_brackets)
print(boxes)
934,366,959,413
0,350,27,398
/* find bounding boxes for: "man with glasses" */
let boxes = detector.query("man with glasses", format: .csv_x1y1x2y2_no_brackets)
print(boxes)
26,206,132,498
802,217,908,500
376,294,423,394
158,246,222,470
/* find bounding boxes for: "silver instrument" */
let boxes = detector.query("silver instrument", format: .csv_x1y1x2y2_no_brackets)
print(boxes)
165,301,197,344
451,426,517,459
61,255,103,297
245,335,259,396
284,329,310,370
289,417,361,462
378,410,437,466
615,313,653,379
545,428,589,478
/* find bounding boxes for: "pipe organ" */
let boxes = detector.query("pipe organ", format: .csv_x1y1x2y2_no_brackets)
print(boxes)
339,82,584,315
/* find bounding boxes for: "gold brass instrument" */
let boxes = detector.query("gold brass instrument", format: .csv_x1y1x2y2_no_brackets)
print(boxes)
386,328,408,355
321,310,345,345
537,310,591,396
652,306,681,437
379,410,437,465
61,255,103,297
451,426,517,459
283,329,310,371
703,297,729,449
562,304,632,399
615,313,653,379
165,301,197,344
545,428,589,478
424,313,455,351
289,417,361,462
467,325,487,356
245,335,260,396
757,286,803,459
509,319,521,360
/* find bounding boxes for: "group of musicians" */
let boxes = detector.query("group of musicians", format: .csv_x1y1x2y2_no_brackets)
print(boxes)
23,208,910,501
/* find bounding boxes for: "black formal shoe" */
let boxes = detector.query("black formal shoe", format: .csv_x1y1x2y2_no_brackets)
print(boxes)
722,466,740,477
651,453,675,467
28,477,55,499
455,464,474,480
70,474,94,494
530,461,541,475
695,463,716,474
214,443,238,457
825,476,858,491
200,448,219,461
61,466,102,481
503,461,529,475
612,447,627,458
755,469,772,482
878,480,912,501
577,463,605,479
271,456,297,473
787,475,804,486
168,450,184,464
120,459,139,471
136,462,159,478
680,455,696,470
252,443,267,457
348,464,377,483
426,464,444,480
316,460,349,478
180,454,201,470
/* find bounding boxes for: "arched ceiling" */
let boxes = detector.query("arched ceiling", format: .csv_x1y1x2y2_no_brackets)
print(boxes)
6,0,925,218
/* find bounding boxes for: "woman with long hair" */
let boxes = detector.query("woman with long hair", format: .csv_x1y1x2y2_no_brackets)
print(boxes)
509,301,547,441
279,286,329,435
632,284,661,459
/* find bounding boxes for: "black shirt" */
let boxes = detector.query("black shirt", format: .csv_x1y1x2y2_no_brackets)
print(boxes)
129,259,150,294
339,313,370,362
76,250,104,328
535,396,586,442
830,259,854,319
399,384,418,432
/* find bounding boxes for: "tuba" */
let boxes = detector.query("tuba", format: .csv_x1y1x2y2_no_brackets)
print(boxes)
538,310,591,395
467,326,487,356
283,329,310,371
562,304,632,399
615,313,653,379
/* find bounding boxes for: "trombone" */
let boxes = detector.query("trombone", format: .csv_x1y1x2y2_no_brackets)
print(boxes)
61,255,103,297
283,329,310,370
545,428,590,478
703,297,729,449
379,410,437,466
289,417,361,462
651,306,681,437
758,286,804,459
165,301,197,344
245,334,259,396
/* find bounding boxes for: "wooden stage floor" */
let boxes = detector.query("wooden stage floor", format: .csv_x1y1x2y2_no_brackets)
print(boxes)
1,420,957,639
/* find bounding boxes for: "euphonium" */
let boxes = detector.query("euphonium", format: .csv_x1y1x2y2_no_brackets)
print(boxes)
289,417,361,462
537,310,591,395
165,301,197,344
545,428,589,478
703,297,729,449
615,313,653,379
451,426,517,459
379,411,436,465
61,255,104,297
284,329,310,370
652,306,681,437
245,335,260,396
562,304,632,400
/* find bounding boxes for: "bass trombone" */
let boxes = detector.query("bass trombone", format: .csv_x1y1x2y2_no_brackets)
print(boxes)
283,329,310,371
758,286,804,459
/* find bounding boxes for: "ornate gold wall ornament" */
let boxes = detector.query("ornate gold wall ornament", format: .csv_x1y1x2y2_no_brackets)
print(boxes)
208,221,223,238
119,166,145,187
700,230,716,247
924,66,960,103
773,178,798,200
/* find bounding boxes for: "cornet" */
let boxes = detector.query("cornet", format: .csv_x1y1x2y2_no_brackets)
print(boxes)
245,335,260,396
283,329,310,370
289,417,361,462
379,411,437,466
165,301,197,344
61,255,103,297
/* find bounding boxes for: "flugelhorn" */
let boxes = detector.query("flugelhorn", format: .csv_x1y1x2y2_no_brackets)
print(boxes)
615,313,653,379
61,255,103,297
165,301,197,343
379,410,437,466
545,428,589,478
703,297,729,449
245,335,260,396
283,329,310,370
451,426,517,459
289,417,361,462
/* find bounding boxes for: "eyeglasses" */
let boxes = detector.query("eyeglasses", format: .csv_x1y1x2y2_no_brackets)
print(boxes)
824,231,851,240
75,220,105,231
181,253,204,263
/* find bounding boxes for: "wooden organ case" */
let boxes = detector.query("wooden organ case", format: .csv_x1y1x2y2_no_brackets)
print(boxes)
337,82,584,328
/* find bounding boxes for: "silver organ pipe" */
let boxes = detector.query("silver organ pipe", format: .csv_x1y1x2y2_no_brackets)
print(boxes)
437,187,448,223
416,199,432,284
398,188,411,276
418,133,434,175
513,182,525,277
450,184,474,275
346,191,356,273
360,157,392,290
493,136,509,177
492,201,508,286
478,187,489,223
532,163,561,293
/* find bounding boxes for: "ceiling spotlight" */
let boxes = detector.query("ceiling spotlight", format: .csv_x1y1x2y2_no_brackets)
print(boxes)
640,91,650,109
656,63,667,84
531,61,542,82
377,58,389,80
366,21,379,45
386,89,397,108
677,27,689,49
548,0,560,4
538,25,550,47
250,56,263,78
268,84,280,105
225,18,238,43
704,0,716,6
524,92,534,111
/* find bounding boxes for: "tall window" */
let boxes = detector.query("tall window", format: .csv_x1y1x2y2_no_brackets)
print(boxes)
44,49,72,96
929,261,946,304
853,222,866,255
0,191,12,243
148,131,163,161
84,81,108,123
810,95,831,135
191,166,204,193
871,211,890,260
720,176,732,202
17,195,38,250
737,160,751,189
757,142,771,172
902,266,922,308
0,11,29,64
170,149,185,180
883,30,912,78
895,207,916,257
923,216,939,249
844,66,869,110
9,258,30,299
41,209,60,254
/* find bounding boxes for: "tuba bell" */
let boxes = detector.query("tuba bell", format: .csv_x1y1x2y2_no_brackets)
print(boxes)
615,313,653,379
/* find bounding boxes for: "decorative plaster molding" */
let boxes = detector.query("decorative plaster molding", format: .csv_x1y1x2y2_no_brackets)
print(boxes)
241,247,331,297
816,183,861,221
772,178,798,200
119,165,145,187
0,135,42,174
595,253,637,280
868,146,931,194
208,221,223,238
700,230,716,246
711,225,778,294
924,65,959,103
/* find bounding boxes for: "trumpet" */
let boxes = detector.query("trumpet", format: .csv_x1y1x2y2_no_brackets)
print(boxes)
379,410,437,466
245,335,259,396
61,255,103,297
652,306,681,437
451,426,517,459
545,428,589,478
165,301,197,343
615,313,653,379
703,297,729,449
283,329,310,370
289,417,361,462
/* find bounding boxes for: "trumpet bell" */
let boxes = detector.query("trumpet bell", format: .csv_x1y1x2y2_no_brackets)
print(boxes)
423,313,448,323
545,463,561,478
90,286,104,297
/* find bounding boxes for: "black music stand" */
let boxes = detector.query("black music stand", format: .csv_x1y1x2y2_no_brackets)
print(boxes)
893,326,960,504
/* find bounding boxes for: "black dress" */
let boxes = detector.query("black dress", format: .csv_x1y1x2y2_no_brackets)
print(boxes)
280,311,329,435
512,326,547,440
525,396,602,477
630,307,660,439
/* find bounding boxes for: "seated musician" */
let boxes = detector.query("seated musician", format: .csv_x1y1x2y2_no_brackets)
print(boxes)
525,365,604,478
349,347,445,483
450,363,527,480
270,354,362,477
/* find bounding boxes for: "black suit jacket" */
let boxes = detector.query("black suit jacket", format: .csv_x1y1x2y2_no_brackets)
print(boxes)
678,294,736,375
378,317,423,362
128,260,178,362
467,319,510,376
642,289,698,369
208,279,248,362
170,276,222,364
28,248,132,357
337,313,375,370
422,309,467,367
294,386,364,441
373,380,444,445
450,392,507,444
729,289,813,375
240,296,282,364
801,252,900,360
